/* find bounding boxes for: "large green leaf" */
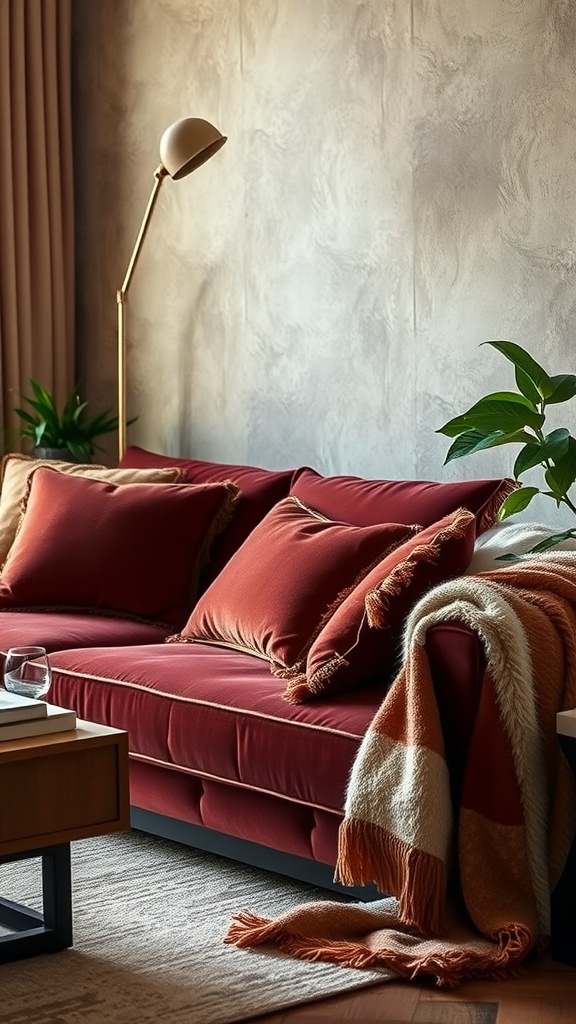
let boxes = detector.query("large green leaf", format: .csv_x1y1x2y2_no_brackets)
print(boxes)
544,437,576,499
497,486,539,520
444,429,503,463
513,442,544,477
437,391,538,437
483,341,554,399
443,397,544,435
513,428,571,478
515,366,542,406
444,428,533,464
547,374,576,405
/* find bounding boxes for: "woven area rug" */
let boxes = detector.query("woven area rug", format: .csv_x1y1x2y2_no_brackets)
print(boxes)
0,830,390,1023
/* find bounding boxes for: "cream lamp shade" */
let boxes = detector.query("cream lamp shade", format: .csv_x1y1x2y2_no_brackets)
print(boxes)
160,117,226,179
117,117,227,460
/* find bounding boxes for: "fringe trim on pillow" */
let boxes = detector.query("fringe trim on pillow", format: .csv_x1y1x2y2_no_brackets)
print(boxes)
365,507,475,629
311,524,422,639
276,525,422,697
281,530,421,703
183,481,241,604
271,660,306,681
165,633,198,644
477,478,518,535
282,654,350,704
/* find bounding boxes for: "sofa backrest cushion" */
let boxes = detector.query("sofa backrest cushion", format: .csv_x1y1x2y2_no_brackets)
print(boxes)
120,446,294,584
0,467,239,627
290,466,515,534
285,507,476,703
0,453,183,569
169,496,419,676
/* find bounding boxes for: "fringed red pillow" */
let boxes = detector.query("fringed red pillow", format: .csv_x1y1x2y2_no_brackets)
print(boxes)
168,496,419,677
0,467,239,627
284,507,476,703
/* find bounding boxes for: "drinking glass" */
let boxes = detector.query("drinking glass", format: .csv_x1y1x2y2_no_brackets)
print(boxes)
4,646,52,700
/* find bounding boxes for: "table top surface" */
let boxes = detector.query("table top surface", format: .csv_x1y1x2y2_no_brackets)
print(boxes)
557,709,576,739
0,719,127,758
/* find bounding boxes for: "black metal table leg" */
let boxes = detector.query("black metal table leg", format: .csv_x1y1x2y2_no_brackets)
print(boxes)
0,844,73,962
551,728,576,966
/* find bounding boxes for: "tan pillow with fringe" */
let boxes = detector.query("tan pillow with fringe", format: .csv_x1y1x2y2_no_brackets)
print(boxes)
284,507,476,703
0,452,184,569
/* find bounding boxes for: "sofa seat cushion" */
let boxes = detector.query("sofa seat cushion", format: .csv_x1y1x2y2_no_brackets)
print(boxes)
47,643,381,815
290,466,515,534
119,446,294,584
0,611,170,657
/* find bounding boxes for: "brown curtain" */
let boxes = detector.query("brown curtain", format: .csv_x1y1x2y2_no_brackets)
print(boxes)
0,0,73,452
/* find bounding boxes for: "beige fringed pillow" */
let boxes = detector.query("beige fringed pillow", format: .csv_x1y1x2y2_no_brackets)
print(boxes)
0,453,184,568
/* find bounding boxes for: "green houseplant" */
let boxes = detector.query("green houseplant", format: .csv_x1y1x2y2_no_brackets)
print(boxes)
14,379,119,464
437,341,576,556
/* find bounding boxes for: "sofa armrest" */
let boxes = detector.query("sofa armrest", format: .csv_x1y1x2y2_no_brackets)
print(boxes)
425,622,486,805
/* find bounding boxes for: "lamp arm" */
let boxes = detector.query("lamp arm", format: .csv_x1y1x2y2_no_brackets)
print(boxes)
117,164,169,461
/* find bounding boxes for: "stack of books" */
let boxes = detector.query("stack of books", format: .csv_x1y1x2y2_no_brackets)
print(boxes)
0,689,76,741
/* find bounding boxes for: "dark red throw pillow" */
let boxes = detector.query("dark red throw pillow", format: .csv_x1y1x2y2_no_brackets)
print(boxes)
169,496,419,677
290,466,515,534
120,446,294,582
285,507,476,703
0,467,238,627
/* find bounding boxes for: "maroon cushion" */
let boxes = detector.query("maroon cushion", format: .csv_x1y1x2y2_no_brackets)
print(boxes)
286,508,477,703
0,611,170,657
170,497,418,678
47,642,381,814
290,466,515,534
119,446,294,583
0,468,238,627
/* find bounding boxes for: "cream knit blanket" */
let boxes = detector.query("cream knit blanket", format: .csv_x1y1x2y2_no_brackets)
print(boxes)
227,554,576,986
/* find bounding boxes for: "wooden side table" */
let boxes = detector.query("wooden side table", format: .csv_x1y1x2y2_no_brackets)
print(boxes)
551,709,576,966
0,720,129,962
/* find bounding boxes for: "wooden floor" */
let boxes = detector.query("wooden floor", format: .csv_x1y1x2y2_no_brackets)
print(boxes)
251,956,576,1022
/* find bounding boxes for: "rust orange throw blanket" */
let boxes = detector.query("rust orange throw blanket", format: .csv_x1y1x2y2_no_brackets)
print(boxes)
225,553,576,986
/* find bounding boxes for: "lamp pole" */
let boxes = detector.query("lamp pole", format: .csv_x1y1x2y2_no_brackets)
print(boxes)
116,118,226,462
117,165,168,462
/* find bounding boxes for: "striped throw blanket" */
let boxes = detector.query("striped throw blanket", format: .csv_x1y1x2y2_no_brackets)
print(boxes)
226,553,576,986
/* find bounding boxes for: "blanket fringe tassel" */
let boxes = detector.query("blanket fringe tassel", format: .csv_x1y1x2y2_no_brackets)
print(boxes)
336,818,446,937
224,912,532,988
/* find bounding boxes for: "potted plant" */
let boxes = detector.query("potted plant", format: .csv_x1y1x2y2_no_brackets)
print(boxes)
14,379,119,464
437,340,576,557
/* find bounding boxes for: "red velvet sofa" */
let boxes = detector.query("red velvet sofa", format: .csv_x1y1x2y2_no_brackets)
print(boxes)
0,447,513,896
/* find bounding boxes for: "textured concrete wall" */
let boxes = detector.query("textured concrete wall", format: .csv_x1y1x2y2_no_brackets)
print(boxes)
72,0,576,522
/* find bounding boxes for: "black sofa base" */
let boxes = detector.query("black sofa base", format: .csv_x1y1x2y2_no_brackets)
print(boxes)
130,807,381,902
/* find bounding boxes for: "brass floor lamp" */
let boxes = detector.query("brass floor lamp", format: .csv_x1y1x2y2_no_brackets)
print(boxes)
116,117,227,461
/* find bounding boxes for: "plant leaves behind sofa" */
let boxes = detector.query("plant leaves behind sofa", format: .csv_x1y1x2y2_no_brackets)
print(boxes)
1,445,515,900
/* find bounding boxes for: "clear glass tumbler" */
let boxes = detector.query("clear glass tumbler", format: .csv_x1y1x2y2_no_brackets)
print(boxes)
4,646,52,700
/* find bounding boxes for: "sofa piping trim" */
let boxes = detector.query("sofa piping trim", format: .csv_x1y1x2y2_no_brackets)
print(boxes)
129,750,343,815
50,666,366,739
